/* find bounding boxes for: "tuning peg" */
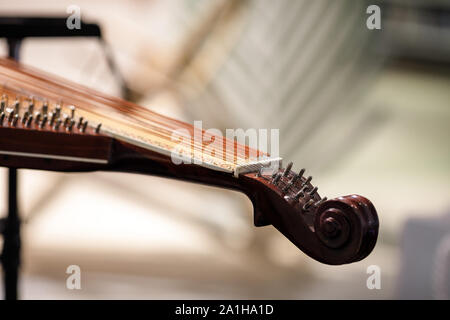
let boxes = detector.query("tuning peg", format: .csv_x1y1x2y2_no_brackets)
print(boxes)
25,115,33,128
293,185,308,200
314,197,327,207
68,119,75,131
53,119,62,131
22,111,29,124
77,117,84,129
283,169,305,193
80,120,88,133
27,98,34,114
39,118,47,129
95,123,102,134
272,172,282,185
0,95,6,113
54,105,61,118
63,115,70,127
49,112,56,126
69,105,75,119
282,162,293,177
13,100,20,114
303,199,315,211
42,102,48,115
0,112,5,125
309,186,318,197
301,176,312,188
65,118,75,131
34,112,41,124
256,166,268,177
294,168,305,183
11,114,18,127
282,181,293,192
7,110,14,123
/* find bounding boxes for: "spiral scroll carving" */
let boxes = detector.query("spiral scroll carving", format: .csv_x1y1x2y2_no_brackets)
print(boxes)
250,162,379,264
314,195,379,262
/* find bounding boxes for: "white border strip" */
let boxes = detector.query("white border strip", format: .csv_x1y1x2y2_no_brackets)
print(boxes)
0,150,108,164
100,128,281,176
234,157,283,177
102,128,234,174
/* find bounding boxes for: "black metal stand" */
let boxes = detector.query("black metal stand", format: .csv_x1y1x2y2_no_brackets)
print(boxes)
0,38,22,300
1,169,21,300
0,16,130,99
0,16,128,300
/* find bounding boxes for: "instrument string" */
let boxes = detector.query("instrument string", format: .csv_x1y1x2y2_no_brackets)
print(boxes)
0,62,266,168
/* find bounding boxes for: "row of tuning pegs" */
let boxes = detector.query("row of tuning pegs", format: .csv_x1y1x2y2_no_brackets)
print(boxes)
257,161,327,211
0,95,101,134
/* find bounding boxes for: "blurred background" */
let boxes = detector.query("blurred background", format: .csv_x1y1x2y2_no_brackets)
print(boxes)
0,0,449,299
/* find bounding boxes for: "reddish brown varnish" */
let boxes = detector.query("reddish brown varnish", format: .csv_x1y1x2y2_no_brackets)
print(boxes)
0,58,378,265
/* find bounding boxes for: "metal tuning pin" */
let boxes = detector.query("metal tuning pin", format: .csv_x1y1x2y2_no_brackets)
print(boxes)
282,162,293,177
25,115,33,128
0,112,5,125
13,100,20,114
271,172,282,185
77,117,84,129
53,119,61,131
69,105,75,119
293,168,305,184
95,123,102,134
292,188,303,201
7,110,14,123
293,185,308,200
27,98,35,114
257,166,271,178
12,114,19,127
80,121,88,133
54,105,61,118
42,102,48,115
49,112,56,126
64,118,72,131
314,197,327,207
301,176,312,188
63,115,70,127
273,163,330,215
282,168,305,192
302,199,315,211
308,186,318,197
0,95,6,113
282,180,293,192
22,111,29,124
34,112,41,124
67,119,75,131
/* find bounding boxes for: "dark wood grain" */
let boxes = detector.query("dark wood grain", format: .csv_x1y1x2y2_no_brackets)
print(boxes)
0,57,379,265
107,141,379,265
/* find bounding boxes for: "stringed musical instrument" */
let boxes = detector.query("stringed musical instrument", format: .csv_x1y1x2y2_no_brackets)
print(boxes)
0,57,378,265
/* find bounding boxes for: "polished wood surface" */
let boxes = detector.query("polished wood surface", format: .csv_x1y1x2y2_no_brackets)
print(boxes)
0,58,268,174
0,57,379,265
